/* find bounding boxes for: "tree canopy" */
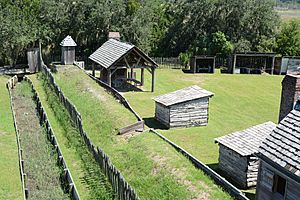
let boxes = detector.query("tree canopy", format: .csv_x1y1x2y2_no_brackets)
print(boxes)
0,0,297,66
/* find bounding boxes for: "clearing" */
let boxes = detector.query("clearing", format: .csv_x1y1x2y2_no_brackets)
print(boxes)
51,65,232,200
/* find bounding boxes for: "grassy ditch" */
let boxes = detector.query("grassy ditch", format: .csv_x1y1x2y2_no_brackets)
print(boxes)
30,73,114,200
11,80,69,199
51,65,232,200
0,76,23,200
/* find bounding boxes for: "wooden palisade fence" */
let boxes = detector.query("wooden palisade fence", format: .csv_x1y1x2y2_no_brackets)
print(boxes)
41,64,140,200
7,75,81,200
24,76,80,200
7,76,27,200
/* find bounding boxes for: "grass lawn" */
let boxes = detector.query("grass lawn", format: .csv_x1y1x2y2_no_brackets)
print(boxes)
52,65,232,200
277,9,300,21
0,76,23,200
30,74,114,200
124,69,283,198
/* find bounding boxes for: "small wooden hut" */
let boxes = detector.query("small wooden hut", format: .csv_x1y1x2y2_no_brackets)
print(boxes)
215,122,276,189
89,39,158,92
153,85,214,128
256,104,300,199
190,56,215,73
60,35,77,65
27,48,40,73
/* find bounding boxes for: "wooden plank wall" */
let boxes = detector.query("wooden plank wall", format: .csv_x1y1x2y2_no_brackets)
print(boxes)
256,160,300,200
155,103,170,128
169,98,209,128
41,64,140,200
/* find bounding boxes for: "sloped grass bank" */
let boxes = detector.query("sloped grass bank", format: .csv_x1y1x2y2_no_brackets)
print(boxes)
30,73,114,200
0,76,22,200
11,81,69,199
52,65,232,200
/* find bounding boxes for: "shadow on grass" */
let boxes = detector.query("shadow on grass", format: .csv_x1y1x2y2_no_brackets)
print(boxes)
143,117,169,130
244,191,256,200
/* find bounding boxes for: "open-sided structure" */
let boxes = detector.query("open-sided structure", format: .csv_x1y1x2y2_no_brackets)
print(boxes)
256,104,300,200
190,56,215,73
60,35,77,65
231,52,276,74
89,39,158,92
154,85,214,128
215,122,276,189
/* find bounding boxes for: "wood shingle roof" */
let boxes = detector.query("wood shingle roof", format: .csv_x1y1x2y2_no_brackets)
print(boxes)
60,35,77,47
259,109,300,177
153,85,214,107
215,122,276,156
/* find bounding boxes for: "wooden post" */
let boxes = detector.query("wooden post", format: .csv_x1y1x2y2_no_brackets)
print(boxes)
141,68,144,86
233,54,237,74
271,56,275,75
92,63,95,77
107,69,112,87
130,68,134,79
151,67,155,92
212,57,216,73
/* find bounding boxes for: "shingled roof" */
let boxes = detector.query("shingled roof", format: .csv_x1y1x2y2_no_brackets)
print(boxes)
154,85,214,107
89,39,157,69
259,109,300,177
215,122,276,156
60,35,77,47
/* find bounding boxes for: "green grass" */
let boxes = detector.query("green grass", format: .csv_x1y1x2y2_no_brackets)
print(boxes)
277,9,300,21
30,74,114,200
51,65,232,200
12,81,69,200
0,76,23,200
124,69,283,198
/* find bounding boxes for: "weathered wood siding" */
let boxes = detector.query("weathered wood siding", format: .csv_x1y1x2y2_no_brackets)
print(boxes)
218,145,260,189
155,102,170,128
61,46,75,65
218,145,248,188
27,48,40,73
169,98,209,128
256,160,300,200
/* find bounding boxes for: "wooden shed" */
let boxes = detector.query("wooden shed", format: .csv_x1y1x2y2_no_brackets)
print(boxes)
60,35,77,65
215,122,276,189
256,103,300,200
153,86,214,128
27,48,40,73
231,52,276,74
89,39,158,92
190,56,215,73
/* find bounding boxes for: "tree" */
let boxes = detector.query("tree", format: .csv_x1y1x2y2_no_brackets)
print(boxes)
0,0,45,66
210,31,233,55
276,20,300,56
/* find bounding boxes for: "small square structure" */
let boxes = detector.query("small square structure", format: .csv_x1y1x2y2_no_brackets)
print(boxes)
215,122,276,189
154,86,214,128
190,56,215,73
60,35,77,65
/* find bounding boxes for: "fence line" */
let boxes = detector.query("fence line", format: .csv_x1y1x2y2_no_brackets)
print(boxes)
7,76,27,200
24,76,80,200
150,129,250,200
151,57,185,69
41,64,140,200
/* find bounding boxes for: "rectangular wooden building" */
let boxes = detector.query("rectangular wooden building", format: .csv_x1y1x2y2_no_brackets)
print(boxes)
154,86,214,128
215,122,276,189
256,105,300,200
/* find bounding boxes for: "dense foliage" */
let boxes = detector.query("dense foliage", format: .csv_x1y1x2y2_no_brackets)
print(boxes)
0,0,299,66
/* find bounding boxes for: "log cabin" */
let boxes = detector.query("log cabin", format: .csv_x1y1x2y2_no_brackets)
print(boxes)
215,122,276,189
153,85,214,128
